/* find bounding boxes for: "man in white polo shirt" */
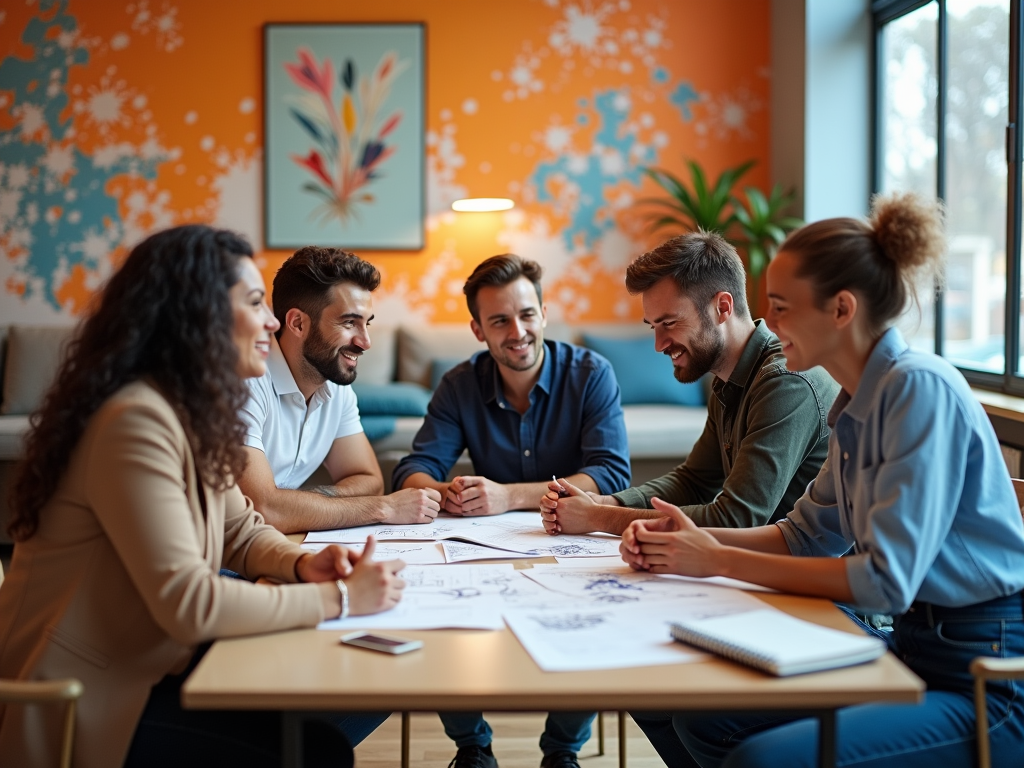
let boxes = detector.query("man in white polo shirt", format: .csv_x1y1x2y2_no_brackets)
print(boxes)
238,246,442,534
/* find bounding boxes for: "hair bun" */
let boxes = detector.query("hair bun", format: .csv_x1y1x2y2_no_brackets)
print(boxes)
869,191,946,272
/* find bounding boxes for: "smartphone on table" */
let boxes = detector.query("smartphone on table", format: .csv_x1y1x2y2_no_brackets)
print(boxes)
339,631,423,655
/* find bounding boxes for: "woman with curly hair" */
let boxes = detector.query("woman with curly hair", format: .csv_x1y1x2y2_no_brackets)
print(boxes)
0,225,404,768
621,193,1024,767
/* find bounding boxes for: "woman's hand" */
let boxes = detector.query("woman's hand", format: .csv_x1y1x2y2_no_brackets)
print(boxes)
342,537,406,616
629,497,725,576
620,512,678,570
295,544,357,583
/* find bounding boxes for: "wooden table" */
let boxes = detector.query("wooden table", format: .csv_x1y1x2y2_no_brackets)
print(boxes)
182,564,924,768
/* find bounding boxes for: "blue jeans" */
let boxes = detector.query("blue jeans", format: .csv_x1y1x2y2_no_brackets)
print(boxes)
125,644,388,768
439,711,596,755
659,592,1024,768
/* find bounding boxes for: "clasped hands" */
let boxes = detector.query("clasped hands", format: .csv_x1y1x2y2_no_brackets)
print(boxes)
443,475,508,516
539,478,616,534
618,497,723,575
295,536,406,616
541,480,722,576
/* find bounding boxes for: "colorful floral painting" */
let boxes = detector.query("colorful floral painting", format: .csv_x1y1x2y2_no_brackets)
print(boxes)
264,24,424,250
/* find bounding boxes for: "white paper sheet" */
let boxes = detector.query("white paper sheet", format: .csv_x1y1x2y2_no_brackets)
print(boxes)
503,602,706,672
304,515,470,544
301,541,446,565
318,564,566,631
551,558,779,593
660,573,779,594
452,513,623,557
521,565,766,615
304,512,622,558
441,540,538,563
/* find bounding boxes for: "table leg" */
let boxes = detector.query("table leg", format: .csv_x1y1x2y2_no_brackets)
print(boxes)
282,712,303,768
618,711,627,768
402,712,411,768
817,710,837,768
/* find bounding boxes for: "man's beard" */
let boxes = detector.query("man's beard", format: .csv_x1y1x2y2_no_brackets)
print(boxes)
303,323,361,385
490,335,541,372
669,320,725,383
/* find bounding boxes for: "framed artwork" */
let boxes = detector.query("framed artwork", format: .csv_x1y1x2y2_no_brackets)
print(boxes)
264,23,425,250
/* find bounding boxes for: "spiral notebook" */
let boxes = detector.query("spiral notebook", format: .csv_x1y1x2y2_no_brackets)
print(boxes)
669,608,886,677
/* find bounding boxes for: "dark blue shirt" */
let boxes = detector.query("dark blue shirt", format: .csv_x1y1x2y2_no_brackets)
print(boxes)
392,340,631,494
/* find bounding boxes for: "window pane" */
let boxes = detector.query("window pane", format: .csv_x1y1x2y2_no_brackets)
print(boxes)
943,0,1009,374
880,3,938,353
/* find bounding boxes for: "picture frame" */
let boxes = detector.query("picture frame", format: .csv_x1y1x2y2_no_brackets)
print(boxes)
264,22,425,250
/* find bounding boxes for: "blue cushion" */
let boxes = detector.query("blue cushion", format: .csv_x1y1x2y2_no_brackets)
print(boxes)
430,357,468,390
351,382,431,416
360,415,397,442
581,334,706,406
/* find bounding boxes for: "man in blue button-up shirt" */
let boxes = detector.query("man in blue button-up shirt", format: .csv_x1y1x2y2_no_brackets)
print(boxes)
392,254,630,768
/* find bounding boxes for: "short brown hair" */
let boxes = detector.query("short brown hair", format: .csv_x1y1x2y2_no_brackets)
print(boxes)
272,246,380,333
625,231,749,319
463,254,543,321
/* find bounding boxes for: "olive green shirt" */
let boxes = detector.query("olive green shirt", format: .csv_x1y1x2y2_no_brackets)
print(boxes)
612,320,839,528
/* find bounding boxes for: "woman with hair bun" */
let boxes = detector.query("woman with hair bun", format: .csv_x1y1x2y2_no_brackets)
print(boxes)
620,193,1024,767
0,225,404,768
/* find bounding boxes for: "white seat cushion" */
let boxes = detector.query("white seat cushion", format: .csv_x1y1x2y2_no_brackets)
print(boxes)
622,405,707,459
0,415,31,460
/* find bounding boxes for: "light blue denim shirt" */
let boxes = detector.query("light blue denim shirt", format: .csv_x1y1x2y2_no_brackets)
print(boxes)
777,327,1024,614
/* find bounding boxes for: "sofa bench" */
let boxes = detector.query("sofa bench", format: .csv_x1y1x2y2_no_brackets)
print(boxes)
0,322,708,542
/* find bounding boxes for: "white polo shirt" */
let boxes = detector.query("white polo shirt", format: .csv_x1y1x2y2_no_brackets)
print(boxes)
240,336,363,489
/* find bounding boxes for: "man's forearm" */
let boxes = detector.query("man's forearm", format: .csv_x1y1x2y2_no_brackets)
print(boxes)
328,471,384,498
255,488,387,534
401,471,450,497
592,505,662,535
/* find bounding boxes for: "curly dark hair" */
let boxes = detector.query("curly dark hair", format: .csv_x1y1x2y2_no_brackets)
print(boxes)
272,246,380,333
9,225,254,541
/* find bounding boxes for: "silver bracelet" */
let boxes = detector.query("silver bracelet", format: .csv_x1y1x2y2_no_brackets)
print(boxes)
335,579,350,620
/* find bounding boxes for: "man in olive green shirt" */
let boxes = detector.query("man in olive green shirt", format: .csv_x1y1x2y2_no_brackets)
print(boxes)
540,230,839,535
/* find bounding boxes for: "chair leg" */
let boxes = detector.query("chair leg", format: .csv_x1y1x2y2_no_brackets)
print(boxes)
618,711,627,768
597,711,605,756
401,712,411,768
975,676,991,768
60,699,77,768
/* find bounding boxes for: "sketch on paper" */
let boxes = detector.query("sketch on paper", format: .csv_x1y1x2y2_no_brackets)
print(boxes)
521,565,766,618
304,512,620,558
530,612,609,631
305,519,460,544
319,563,517,631
301,540,446,565
441,540,537,563
503,602,706,672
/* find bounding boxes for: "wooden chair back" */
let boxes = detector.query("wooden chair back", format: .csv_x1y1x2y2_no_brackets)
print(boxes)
0,678,83,768
1012,478,1024,522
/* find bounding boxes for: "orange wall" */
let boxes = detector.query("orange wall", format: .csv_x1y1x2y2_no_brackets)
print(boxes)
0,0,770,325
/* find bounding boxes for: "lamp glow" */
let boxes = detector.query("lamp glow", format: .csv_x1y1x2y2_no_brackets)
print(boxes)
451,197,515,212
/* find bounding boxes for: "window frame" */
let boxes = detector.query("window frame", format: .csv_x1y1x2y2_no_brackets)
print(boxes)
872,0,1024,394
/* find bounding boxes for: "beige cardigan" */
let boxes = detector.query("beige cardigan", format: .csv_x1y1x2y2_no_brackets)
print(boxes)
0,381,326,768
